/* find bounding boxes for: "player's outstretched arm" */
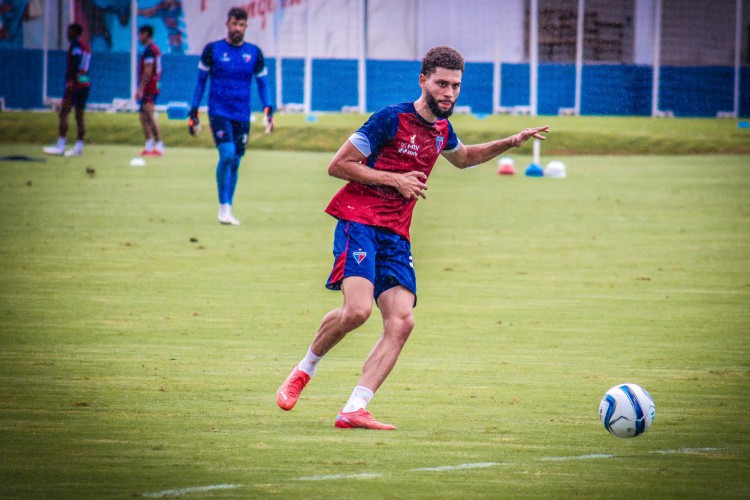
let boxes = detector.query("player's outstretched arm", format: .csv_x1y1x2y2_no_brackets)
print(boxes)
328,141,428,200
443,125,550,169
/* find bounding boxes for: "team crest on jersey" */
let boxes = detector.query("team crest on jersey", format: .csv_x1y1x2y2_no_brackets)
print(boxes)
410,134,417,144
352,251,367,264
436,136,445,152
243,54,252,63
221,52,230,62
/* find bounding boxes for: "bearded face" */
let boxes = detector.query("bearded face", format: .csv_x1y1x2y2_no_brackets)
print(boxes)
420,67,462,120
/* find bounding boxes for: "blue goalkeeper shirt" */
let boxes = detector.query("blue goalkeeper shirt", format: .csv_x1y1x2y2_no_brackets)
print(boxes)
191,39,272,122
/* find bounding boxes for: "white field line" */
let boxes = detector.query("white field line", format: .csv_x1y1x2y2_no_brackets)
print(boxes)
412,462,500,472
142,484,242,498
296,473,383,481
296,462,500,481
651,447,720,454
538,454,614,462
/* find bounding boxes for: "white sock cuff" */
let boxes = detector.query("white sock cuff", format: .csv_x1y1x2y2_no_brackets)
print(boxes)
353,385,374,401
342,385,374,413
298,347,323,376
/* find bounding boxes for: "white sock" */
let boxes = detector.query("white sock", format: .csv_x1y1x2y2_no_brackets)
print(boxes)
155,140,164,152
74,140,84,153
57,137,66,149
342,385,374,413
145,139,154,151
297,347,323,376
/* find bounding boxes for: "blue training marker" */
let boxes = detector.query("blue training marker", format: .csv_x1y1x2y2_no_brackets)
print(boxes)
525,163,544,177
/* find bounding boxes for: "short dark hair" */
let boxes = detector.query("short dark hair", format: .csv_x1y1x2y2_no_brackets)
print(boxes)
68,23,83,37
228,7,248,21
138,25,154,38
421,46,464,76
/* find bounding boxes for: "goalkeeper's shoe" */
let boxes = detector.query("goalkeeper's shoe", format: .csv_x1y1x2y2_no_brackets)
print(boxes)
276,367,310,411
334,409,396,430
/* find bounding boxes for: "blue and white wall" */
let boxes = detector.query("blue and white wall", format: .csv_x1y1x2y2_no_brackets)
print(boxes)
0,0,748,117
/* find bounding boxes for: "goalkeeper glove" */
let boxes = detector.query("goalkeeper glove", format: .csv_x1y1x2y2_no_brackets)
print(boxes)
263,106,274,134
188,108,201,136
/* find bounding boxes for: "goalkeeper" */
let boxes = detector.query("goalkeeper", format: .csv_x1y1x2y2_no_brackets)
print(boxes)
189,7,274,225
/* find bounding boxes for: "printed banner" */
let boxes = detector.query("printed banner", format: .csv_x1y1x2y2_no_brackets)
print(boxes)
4,0,525,62
0,0,30,47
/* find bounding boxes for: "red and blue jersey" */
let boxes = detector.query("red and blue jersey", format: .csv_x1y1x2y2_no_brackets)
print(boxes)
138,42,162,95
65,37,91,90
325,102,461,241
190,39,272,122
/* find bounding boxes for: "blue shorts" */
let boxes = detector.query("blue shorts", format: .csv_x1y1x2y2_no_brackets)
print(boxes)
138,92,159,111
208,115,250,157
326,220,417,305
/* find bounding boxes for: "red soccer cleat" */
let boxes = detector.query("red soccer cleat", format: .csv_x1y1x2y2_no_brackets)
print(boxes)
140,149,163,157
276,367,310,411
334,409,396,430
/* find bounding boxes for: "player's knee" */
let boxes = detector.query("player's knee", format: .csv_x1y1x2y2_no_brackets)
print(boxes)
396,313,415,337
386,313,414,344
342,302,372,328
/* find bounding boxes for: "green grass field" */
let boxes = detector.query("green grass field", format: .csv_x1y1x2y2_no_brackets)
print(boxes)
0,141,749,498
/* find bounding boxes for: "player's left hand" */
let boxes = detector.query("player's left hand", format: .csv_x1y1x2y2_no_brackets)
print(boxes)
264,106,274,134
511,125,550,147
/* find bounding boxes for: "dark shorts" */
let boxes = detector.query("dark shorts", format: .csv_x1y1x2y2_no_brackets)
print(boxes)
208,115,250,157
64,87,90,109
326,219,417,305
139,93,159,110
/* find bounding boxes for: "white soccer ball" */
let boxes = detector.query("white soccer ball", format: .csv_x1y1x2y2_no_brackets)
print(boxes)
599,383,655,438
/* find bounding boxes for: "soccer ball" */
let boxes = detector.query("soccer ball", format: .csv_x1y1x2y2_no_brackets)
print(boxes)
599,383,655,438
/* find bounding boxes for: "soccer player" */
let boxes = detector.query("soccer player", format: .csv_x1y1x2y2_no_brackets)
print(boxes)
136,25,164,157
188,7,274,226
43,23,91,157
277,46,550,430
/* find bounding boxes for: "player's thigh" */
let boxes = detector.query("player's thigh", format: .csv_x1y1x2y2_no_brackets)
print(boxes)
208,115,234,148
340,276,376,316
376,285,415,333
232,120,250,157
72,87,89,110
325,220,378,291
374,232,416,303
139,95,156,114
59,90,74,115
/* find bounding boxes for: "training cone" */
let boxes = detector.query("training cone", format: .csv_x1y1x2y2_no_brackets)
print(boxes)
544,160,567,178
525,163,543,177
497,157,515,175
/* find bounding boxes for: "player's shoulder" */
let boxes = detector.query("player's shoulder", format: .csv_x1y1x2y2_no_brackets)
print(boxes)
382,102,414,114
371,102,413,121
242,41,263,54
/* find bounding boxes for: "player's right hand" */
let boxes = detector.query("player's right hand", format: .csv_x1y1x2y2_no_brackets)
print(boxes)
188,108,201,136
395,171,428,200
